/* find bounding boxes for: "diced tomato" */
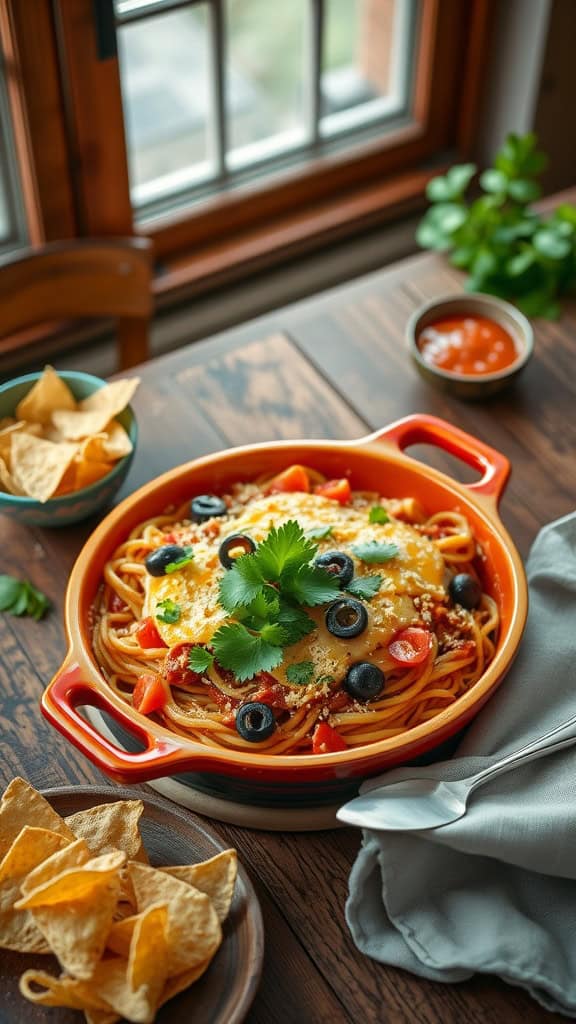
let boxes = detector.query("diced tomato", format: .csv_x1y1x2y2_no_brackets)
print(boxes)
251,683,288,711
266,465,310,494
163,643,204,687
135,617,167,649
388,626,432,666
312,721,347,754
314,478,351,504
133,674,168,715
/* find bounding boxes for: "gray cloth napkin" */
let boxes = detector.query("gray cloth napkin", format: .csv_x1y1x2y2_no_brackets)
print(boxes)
345,511,576,1017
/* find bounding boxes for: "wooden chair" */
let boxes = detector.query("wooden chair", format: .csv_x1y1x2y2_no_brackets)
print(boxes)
0,237,154,370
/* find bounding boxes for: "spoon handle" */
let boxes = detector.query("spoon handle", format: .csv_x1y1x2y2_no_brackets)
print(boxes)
468,712,576,793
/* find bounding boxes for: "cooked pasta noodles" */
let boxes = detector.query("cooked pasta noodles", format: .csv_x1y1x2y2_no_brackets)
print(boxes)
92,467,499,755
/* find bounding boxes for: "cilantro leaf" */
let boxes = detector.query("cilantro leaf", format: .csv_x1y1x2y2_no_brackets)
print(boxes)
0,575,22,610
369,506,389,524
351,541,400,563
256,520,317,581
165,546,194,574
189,646,214,673
346,575,383,600
259,622,286,646
286,661,315,685
276,603,317,644
155,599,181,624
0,574,50,620
282,564,341,606
305,525,333,540
211,623,283,682
219,557,265,612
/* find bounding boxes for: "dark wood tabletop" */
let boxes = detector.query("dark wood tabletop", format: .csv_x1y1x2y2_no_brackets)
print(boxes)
1,245,575,1024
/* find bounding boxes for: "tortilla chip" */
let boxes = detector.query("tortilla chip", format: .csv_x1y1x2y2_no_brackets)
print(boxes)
80,379,140,417
100,420,133,459
0,454,26,495
19,969,112,1011
20,838,90,898
65,800,146,861
53,378,139,441
10,432,78,502
128,862,222,977
0,778,75,860
16,850,125,980
0,827,70,953
15,366,77,425
87,904,170,1024
161,849,237,923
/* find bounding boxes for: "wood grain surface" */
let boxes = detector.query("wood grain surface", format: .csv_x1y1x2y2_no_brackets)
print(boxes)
1,245,575,1024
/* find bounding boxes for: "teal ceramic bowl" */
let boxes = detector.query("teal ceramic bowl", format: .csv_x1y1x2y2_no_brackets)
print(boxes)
407,293,534,400
0,371,137,527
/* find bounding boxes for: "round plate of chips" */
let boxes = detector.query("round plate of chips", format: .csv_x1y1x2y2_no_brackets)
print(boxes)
0,779,264,1024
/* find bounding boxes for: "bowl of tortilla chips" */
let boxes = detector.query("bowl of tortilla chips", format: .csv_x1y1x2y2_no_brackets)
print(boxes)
0,367,139,527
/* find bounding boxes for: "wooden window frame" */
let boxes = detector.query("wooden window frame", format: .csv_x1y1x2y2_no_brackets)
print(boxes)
1,0,494,301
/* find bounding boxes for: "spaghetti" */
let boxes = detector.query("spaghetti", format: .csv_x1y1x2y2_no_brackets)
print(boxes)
92,468,499,755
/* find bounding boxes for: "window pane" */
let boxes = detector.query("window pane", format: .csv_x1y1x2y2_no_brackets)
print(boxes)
321,0,416,136
117,4,215,209
0,60,26,252
225,0,309,169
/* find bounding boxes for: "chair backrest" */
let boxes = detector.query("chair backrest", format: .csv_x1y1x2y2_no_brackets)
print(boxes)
0,237,154,370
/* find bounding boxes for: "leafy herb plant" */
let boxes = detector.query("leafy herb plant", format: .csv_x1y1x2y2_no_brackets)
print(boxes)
0,575,50,620
417,133,576,318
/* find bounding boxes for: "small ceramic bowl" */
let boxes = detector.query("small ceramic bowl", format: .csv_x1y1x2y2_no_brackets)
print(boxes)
0,370,137,527
407,293,534,400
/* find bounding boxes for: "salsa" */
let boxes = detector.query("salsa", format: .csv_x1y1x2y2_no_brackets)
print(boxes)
418,315,519,376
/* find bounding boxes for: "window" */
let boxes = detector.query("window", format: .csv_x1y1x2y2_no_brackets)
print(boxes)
115,0,418,223
0,47,27,254
2,0,492,298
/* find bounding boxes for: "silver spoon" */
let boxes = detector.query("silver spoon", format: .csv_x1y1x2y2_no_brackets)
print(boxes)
337,712,576,831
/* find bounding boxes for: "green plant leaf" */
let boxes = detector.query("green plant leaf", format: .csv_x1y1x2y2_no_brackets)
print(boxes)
508,178,540,203
346,575,383,600
479,168,508,194
533,230,572,260
368,506,389,524
446,163,476,195
471,249,498,282
211,623,283,682
286,661,315,685
305,525,333,540
281,565,341,606
351,541,400,564
507,249,536,277
189,646,215,673
0,574,23,610
219,558,265,612
416,219,452,252
276,603,317,645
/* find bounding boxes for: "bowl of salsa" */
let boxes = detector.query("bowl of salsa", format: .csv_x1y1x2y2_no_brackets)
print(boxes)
407,293,534,400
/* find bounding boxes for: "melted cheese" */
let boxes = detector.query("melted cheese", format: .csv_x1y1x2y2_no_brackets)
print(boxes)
144,491,445,681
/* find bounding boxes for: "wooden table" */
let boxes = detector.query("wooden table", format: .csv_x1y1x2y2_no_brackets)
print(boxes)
1,248,575,1024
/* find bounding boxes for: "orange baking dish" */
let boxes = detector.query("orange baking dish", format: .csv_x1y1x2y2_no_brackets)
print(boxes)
41,414,528,807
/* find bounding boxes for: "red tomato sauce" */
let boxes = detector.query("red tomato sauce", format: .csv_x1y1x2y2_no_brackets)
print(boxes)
417,316,519,376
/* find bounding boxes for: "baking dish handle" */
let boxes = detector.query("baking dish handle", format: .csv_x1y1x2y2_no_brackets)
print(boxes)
372,414,510,504
41,661,197,783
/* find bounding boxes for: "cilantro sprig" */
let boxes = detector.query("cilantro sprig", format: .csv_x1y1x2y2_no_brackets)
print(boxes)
193,520,341,682
369,506,389,524
155,599,181,624
165,546,194,574
351,541,400,564
286,661,315,685
346,575,383,600
0,574,50,621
